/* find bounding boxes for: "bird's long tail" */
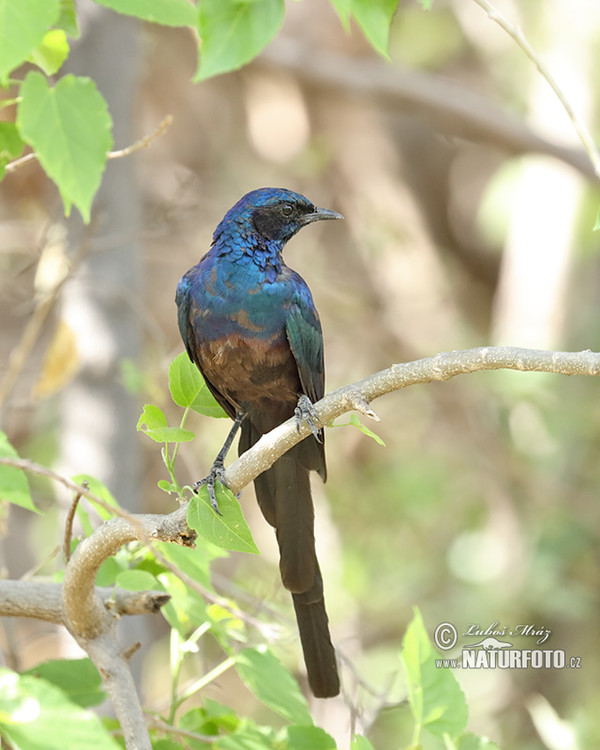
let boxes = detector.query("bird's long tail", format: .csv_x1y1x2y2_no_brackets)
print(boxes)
241,424,339,698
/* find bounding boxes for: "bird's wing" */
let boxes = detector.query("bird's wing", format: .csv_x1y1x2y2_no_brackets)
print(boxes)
285,293,327,480
285,302,324,405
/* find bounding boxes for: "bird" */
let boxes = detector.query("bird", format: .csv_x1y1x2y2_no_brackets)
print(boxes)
175,187,343,698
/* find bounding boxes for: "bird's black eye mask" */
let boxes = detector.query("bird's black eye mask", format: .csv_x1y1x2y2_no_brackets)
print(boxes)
252,203,312,240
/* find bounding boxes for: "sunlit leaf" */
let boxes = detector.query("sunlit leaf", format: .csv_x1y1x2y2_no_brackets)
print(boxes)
285,725,337,749
23,659,104,709
351,737,376,750
169,352,228,418
0,431,38,513
351,0,397,58
0,122,24,179
455,733,502,750
94,0,196,27
29,29,69,75
116,569,159,591
137,403,195,443
349,413,386,446
235,647,312,725
17,72,113,222
401,608,468,739
0,667,120,749
187,485,258,554
195,0,285,81
56,0,79,38
0,0,60,83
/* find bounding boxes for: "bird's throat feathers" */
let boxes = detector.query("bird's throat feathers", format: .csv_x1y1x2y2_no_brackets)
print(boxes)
211,223,284,281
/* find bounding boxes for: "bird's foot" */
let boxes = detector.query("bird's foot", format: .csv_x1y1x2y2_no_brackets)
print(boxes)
295,394,321,442
193,461,226,515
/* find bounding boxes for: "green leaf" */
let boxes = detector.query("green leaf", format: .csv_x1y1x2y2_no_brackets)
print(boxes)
187,485,259,554
29,29,69,75
94,0,196,27
71,473,119,536
286,725,337,749
0,667,120,750
329,0,351,27
195,0,285,81
0,122,25,180
158,569,208,636
157,479,179,493
137,403,195,443
169,352,228,418
23,659,104,709
17,72,113,222
56,0,80,38
180,702,239,738
351,737,376,750
0,0,60,84
72,474,119,517
349,413,386,446
116,569,159,591
350,0,397,58
216,723,277,750
156,541,227,634
235,647,312,726
401,608,468,740
454,734,502,750
0,431,38,513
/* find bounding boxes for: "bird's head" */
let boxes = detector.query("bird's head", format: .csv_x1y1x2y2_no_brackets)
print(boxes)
214,188,343,248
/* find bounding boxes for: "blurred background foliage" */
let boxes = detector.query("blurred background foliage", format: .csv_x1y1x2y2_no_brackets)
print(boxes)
2,0,600,748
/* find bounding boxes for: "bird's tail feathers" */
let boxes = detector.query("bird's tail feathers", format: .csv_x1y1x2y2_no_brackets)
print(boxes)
293,566,340,698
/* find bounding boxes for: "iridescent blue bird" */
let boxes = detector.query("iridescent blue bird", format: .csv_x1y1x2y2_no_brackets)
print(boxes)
176,188,343,698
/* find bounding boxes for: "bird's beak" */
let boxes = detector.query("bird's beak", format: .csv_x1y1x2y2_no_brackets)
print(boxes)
300,206,344,225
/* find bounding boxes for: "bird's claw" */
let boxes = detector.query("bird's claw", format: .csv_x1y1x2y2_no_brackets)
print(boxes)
295,394,322,442
193,461,226,515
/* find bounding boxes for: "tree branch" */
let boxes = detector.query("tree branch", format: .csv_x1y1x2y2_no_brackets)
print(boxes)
259,38,600,184
0,580,170,623
62,508,190,638
2,346,599,747
222,346,600,494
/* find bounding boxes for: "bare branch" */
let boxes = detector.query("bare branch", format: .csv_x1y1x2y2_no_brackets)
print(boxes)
0,580,170,623
223,346,600,494
62,507,190,638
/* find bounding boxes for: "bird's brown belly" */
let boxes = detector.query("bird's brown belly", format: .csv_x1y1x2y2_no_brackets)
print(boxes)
199,333,301,428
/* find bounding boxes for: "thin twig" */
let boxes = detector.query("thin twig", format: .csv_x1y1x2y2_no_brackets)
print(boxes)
471,0,600,178
146,717,215,744
4,115,173,174
107,115,173,160
63,482,87,563
3,151,37,173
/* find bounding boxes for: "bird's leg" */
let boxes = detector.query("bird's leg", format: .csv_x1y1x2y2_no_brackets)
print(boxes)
295,394,321,442
194,412,245,513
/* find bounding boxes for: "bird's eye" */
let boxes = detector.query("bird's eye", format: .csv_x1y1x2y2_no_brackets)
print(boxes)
281,203,293,217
